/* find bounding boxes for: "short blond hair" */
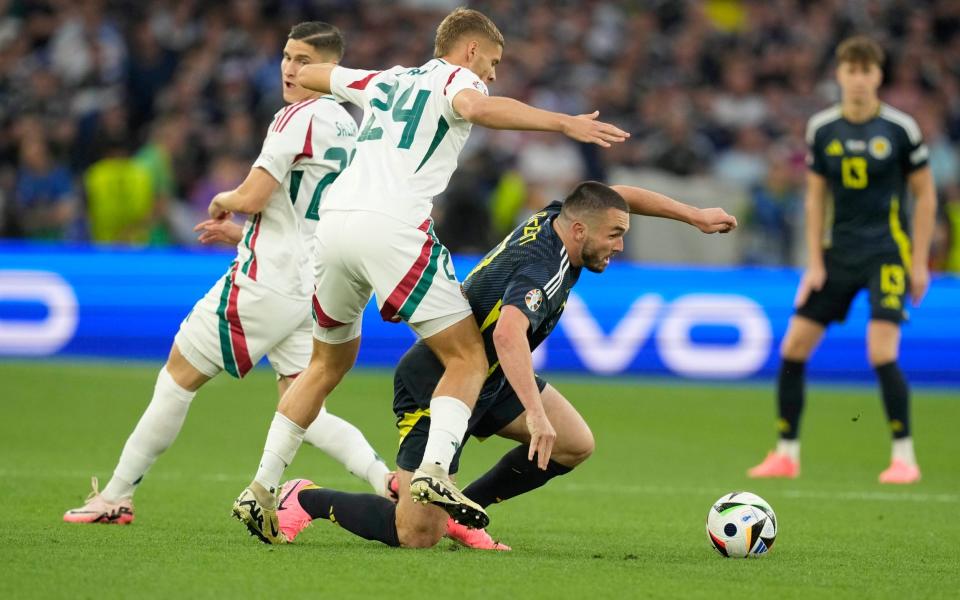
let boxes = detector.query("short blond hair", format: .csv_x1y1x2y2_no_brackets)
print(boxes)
434,7,504,58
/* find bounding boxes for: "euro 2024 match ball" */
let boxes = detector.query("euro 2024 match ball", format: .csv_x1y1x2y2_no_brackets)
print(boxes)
706,491,777,558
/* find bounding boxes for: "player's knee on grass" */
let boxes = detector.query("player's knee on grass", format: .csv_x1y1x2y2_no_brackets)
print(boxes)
399,525,445,549
394,470,447,549
396,503,446,549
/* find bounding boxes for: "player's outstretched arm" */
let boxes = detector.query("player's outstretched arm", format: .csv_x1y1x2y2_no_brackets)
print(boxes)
453,90,629,147
794,171,828,307
207,167,279,219
296,63,336,94
907,166,936,306
492,306,556,469
610,185,737,233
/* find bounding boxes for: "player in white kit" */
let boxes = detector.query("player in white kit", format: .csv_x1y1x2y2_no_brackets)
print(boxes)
64,23,394,526
232,8,629,544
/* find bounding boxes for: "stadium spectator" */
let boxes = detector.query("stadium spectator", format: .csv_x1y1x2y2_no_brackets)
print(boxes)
0,0,957,264
740,149,802,266
84,138,154,244
13,136,78,240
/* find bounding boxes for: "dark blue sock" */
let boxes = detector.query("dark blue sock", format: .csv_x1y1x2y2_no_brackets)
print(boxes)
875,361,910,439
777,359,806,440
298,488,400,547
462,444,572,508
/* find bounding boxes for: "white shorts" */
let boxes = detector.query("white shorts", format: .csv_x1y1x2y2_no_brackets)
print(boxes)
174,267,312,379
311,210,472,343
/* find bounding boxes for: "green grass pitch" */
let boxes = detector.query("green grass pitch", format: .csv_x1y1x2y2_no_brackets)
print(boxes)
1,361,958,599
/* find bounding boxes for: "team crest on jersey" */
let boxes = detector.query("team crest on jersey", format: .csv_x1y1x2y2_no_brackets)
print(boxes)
525,289,544,312
825,139,844,156
869,136,892,159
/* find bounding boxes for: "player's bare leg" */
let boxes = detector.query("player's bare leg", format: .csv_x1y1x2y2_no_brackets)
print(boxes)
64,344,209,525
868,320,920,483
494,384,595,468
277,337,360,426
749,316,825,478
395,469,450,548
409,316,490,528
233,336,360,544
282,373,391,497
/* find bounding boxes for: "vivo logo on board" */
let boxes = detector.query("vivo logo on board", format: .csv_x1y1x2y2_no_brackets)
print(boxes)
534,292,773,379
0,271,78,356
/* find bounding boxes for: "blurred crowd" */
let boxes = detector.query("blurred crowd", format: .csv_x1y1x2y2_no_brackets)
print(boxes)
1,0,959,269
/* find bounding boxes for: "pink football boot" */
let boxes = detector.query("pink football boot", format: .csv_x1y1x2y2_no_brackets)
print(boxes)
63,477,134,525
878,459,921,484
446,518,511,551
747,451,800,479
277,479,318,542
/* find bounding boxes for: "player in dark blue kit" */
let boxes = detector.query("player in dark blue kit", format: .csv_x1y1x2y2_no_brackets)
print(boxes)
748,36,937,484
268,181,737,550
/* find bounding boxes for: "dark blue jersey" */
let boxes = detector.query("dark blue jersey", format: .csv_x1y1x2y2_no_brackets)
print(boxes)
806,103,928,266
461,201,579,376
395,202,580,401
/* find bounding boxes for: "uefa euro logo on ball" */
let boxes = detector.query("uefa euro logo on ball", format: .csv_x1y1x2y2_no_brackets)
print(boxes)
706,492,778,558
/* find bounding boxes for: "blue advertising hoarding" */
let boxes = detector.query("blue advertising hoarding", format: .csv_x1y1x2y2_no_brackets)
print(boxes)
1,242,958,384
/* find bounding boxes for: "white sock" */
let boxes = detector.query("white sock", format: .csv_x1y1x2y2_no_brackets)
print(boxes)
776,439,800,463
892,437,917,466
101,367,195,503
303,407,390,496
419,395,471,474
254,412,306,492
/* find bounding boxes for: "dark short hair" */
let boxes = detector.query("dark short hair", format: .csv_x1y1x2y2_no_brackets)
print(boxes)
560,181,628,220
289,21,344,60
836,35,884,68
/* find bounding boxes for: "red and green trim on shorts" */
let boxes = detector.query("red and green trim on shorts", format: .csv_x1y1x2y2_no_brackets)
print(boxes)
216,264,254,378
379,219,445,323
238,214,263,280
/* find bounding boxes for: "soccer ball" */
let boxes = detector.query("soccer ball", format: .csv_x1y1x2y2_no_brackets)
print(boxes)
706,491,777,558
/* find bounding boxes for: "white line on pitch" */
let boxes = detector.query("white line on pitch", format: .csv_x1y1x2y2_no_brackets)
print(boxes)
554,482,959,504
10,469,957,504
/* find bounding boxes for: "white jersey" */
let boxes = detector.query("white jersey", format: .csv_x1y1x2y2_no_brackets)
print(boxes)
323,58,489,227
237,96,358,297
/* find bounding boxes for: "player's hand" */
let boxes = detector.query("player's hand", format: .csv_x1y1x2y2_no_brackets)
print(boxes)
207,193,231,220
694,208,738,234
194,218,243,246
910,262,930,307
794,263,826,308
562,112,630,148
526,410,556,470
